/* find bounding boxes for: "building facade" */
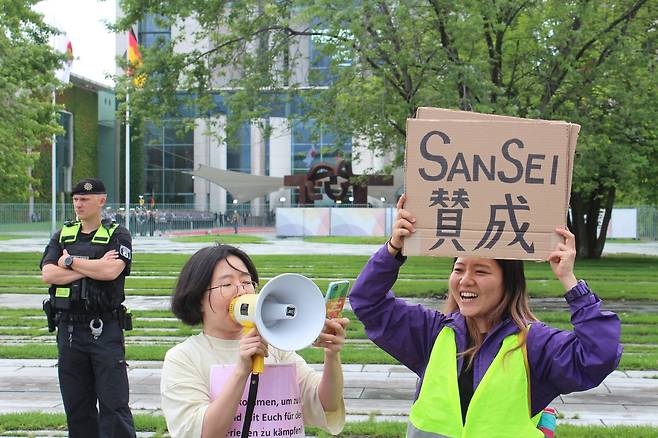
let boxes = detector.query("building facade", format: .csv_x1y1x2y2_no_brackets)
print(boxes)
36,74,119,204
115,11,394,214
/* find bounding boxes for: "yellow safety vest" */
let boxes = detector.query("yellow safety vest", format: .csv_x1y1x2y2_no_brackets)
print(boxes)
59,222,118,244
407,326,542,438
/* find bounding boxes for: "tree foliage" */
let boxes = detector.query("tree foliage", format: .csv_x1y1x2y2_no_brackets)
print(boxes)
115,0,658,258
0,0,64,201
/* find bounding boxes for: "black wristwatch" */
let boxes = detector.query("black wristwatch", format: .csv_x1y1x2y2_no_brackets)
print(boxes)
64,255,74,270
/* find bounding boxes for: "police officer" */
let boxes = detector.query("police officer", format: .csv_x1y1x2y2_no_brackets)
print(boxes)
40,178,136,438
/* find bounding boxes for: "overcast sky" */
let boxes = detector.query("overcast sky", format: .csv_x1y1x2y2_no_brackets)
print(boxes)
33,0,116,86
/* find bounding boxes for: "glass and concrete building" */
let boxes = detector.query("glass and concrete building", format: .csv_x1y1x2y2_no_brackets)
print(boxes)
115,12,393,215
48,74,119,203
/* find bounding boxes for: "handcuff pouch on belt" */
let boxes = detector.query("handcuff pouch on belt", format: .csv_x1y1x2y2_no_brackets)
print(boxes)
43,304,134,332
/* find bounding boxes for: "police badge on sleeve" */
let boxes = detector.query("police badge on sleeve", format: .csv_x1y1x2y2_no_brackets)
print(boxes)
119,245,132,260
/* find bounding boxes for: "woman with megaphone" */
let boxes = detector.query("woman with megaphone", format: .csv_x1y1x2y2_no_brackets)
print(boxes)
161,245,348,438
349,194,622,437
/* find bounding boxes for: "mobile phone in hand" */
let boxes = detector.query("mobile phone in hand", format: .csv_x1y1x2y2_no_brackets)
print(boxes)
325,280,350,319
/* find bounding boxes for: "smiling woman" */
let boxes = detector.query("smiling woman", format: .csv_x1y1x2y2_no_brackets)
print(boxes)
445,257,536,373
349,193,623,438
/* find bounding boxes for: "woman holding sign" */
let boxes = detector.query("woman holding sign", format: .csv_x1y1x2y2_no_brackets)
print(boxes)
349,194,622,437
161,245,348,438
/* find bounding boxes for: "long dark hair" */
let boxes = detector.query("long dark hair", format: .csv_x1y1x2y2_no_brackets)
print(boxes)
442,259,538,369
171,245,259,326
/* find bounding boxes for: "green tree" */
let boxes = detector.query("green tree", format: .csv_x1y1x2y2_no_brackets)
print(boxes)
0,0,64,201
115,0,658,258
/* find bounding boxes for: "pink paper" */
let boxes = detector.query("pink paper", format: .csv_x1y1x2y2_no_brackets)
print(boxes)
210,364,304,437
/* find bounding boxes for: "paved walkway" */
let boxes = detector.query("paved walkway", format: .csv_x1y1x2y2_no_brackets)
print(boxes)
1,359,657,428
2,233,658,255
0,234,383,255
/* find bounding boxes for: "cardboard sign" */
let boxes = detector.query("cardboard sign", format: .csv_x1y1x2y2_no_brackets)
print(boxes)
404,109,579,260
210,364,304,437
415,108,580,201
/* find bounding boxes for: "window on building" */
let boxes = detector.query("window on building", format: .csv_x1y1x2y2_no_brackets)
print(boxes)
138,14,171,49
308,23,352,86
309,34,333,86
291,120,351,174
56,111,73,193
144,121,194,204
227,122,251,174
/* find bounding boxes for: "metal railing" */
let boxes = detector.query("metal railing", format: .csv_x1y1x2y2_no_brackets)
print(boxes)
0,203,277,235
1,203,656,239
637,206,658,240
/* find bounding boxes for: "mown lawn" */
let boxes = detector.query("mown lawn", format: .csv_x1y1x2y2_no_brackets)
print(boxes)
0,413,657,437
0,412,658,438
1,308,656,370
1,252,657,368
2,252,658,300
168,234,270,244
0,235,25,240
1,252,657,434
302,236,387,245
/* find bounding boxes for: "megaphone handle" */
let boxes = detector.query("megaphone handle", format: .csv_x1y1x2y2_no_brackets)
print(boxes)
252,354,264,374
242,325,265,374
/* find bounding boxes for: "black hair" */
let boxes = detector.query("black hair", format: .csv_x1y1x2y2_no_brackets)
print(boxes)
496,259,526,300
171,244,259,326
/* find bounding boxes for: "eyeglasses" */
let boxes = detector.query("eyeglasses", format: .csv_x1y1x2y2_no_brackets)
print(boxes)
207,280,258,298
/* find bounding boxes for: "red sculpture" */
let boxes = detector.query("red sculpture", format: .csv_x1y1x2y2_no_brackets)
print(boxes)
283,159,393,205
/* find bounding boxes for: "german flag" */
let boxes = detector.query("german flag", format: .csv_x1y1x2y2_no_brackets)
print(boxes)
127,29,146,87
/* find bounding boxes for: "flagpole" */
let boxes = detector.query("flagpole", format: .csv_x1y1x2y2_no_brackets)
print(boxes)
50,33,72,235
125,92,131,232
51,90,57,235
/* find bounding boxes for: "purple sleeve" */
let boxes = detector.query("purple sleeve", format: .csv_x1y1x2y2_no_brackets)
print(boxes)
349,245,446,375
527,282,623,414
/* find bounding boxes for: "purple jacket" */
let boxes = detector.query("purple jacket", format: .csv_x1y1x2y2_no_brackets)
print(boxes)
349,245,623,416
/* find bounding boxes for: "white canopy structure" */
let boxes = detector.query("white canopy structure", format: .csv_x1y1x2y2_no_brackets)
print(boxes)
188,164,285,201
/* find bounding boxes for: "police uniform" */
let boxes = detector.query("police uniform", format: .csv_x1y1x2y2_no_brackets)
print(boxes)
40,179,136,438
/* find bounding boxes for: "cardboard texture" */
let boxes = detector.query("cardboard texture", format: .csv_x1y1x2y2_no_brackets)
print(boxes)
404,109,579,260
415,108,581,205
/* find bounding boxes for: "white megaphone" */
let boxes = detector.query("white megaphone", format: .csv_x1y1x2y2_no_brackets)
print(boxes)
229,273,326,374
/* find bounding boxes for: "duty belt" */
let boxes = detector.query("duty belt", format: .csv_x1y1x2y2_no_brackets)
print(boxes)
58,309,121,324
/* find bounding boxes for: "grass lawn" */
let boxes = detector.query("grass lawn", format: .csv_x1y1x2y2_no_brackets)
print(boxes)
0,235,23,240
1,251,657,368
0,413,656,437
0,223,51,233
605,238,646,244
302,236,387,245
2,252,658,300
168,234,269,244
301,236,649,246
1,308,657,369
3,276,658,301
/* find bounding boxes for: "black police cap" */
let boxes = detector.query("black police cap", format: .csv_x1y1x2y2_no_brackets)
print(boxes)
71,178,106,196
